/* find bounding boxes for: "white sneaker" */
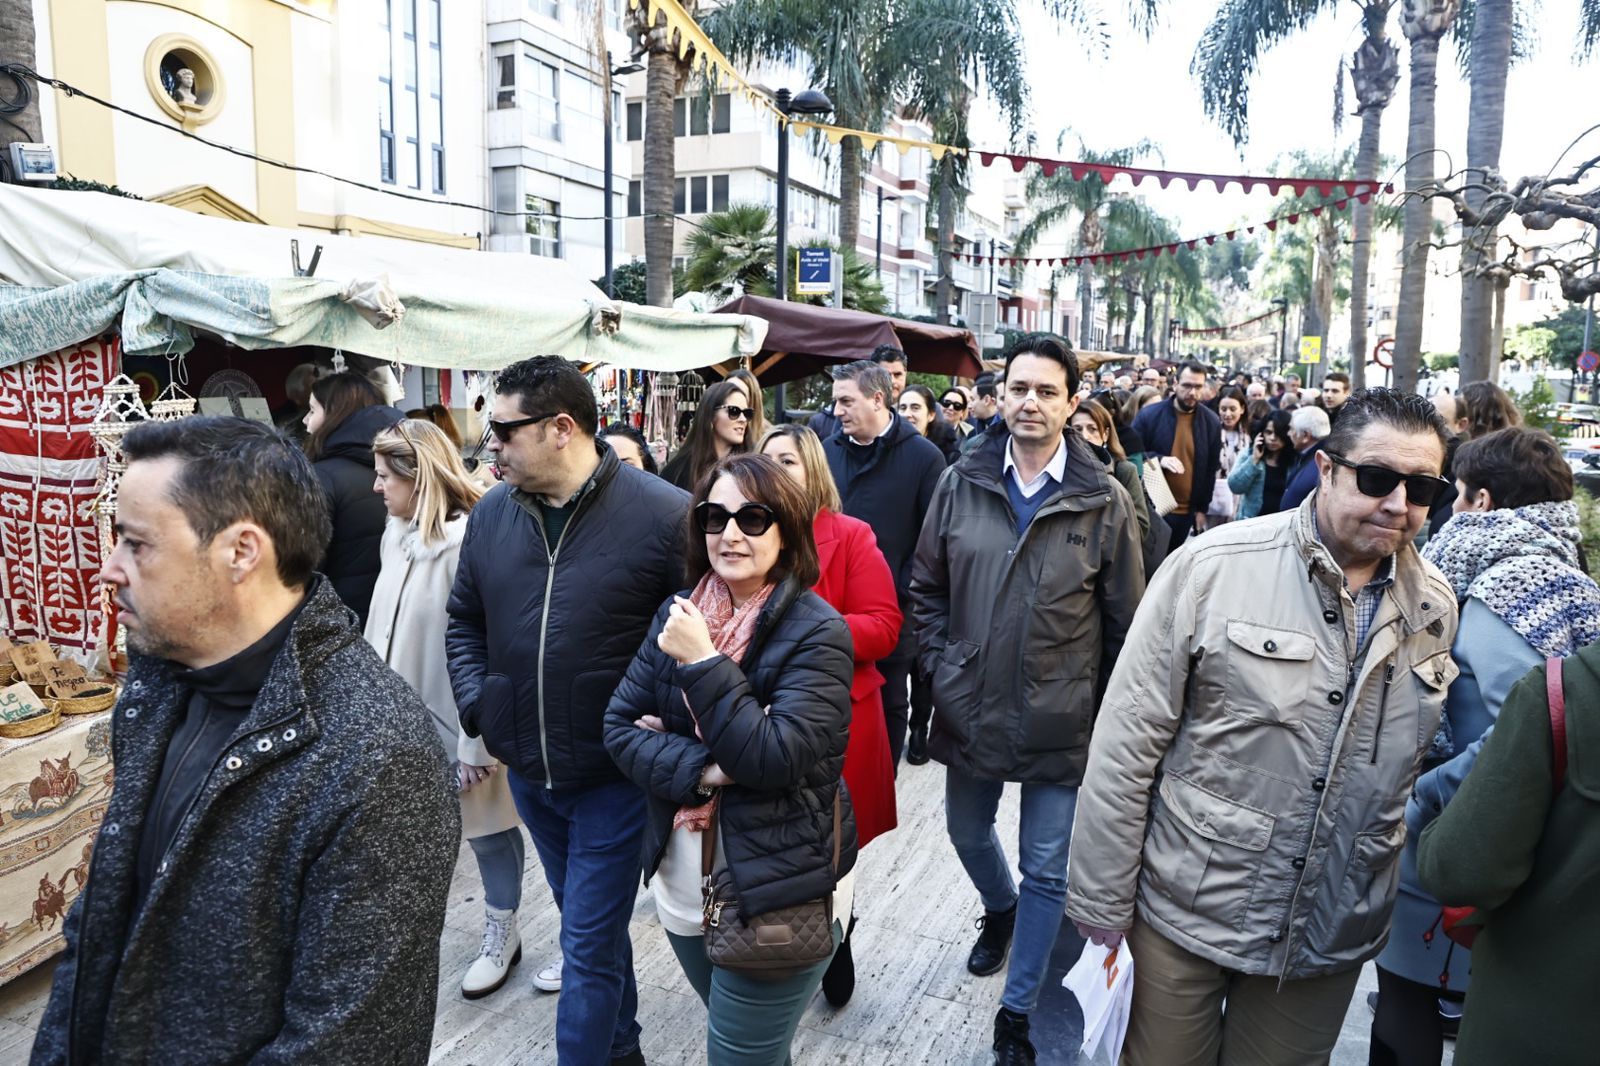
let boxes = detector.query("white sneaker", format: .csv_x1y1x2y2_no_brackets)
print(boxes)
461,906,521,1000
532,956,562,993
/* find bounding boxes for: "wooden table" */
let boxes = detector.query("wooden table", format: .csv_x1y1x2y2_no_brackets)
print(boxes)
0,711,113,985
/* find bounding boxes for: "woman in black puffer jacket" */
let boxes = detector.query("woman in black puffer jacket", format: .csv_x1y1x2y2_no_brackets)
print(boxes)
303,372,400,626
605,454,856,1066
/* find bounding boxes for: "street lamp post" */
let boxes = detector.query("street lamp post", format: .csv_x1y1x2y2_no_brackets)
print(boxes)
771,86,833,422
875,186,900,280
1271,297,1290,373
602,52,644,300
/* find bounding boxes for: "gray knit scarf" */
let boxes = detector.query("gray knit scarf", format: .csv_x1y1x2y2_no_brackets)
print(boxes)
1422,500,1600,755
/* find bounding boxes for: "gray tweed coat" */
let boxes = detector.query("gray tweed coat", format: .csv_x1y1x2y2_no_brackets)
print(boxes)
30,577,461,1066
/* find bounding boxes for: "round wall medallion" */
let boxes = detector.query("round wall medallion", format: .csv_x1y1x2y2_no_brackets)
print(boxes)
144,35,226,126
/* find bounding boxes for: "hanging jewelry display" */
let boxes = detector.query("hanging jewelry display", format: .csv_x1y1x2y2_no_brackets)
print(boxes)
645,372,680,468
149,352,197,421
88,375,150,667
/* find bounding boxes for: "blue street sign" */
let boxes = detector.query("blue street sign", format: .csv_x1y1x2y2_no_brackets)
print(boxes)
796,248,832,295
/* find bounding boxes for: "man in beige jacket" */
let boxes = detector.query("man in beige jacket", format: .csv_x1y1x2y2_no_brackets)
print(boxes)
1066,389,1460,1065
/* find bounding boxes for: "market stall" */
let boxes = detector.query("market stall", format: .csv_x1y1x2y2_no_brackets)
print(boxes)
0,184,775,983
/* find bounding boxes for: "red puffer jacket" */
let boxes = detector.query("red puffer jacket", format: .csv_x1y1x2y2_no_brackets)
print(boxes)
811,509,901,847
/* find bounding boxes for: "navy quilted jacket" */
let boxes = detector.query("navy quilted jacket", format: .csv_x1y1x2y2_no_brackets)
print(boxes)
603,579,859,919
30,578,460,1066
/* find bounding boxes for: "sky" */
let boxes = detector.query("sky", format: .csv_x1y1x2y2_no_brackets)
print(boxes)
966,2,1598,252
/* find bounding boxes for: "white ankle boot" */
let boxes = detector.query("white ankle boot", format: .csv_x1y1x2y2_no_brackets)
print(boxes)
461,906,521,1000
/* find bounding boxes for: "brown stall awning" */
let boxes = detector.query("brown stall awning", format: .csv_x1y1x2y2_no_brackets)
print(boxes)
712,295,983,384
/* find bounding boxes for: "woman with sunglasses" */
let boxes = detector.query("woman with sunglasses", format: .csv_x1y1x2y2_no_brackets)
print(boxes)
365,420,530,1000
938,387,975,444
1227,408,1294,518
303,371,401,625
661,379,755,490
758,424,899,1007
604,454,856,1065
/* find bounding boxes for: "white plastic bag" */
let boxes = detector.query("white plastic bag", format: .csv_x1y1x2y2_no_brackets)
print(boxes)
1064,936,1135,1065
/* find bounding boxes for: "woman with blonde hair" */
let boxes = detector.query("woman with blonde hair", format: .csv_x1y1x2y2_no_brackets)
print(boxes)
365,420,530,1001
758,423,899,1007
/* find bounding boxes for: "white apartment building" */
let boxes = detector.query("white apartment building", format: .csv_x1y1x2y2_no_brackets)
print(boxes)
483,0,633,279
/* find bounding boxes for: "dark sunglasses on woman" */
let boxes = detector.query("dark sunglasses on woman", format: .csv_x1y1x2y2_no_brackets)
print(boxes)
939,398,967,412
720,405,757,422
694,500,777,537
1325,452,1450,507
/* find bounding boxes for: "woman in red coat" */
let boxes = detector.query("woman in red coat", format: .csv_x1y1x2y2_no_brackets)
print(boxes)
760,424,900,1006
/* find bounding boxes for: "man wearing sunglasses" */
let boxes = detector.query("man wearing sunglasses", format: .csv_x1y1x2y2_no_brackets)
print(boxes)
1068,388,1460,1066
447,357,688,1066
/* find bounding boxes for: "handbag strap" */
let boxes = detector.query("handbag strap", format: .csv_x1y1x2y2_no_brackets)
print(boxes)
1546,656,1569,795
699,789,843,878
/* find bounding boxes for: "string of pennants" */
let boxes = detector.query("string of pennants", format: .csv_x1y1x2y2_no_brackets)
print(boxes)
1176,309,1284,336
635,0,1394,207
950,192,1381,268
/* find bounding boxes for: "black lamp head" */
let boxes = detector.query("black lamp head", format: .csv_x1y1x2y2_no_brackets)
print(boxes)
787,88,834,115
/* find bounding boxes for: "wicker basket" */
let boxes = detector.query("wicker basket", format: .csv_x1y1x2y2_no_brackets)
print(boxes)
0,704,61,739
51,685,118,717
0,660,15,685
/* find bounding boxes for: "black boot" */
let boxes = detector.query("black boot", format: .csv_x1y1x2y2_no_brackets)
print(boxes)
822,913,858,1007
992,1007,1036,1065
906,726,930,765
967,903,1017,976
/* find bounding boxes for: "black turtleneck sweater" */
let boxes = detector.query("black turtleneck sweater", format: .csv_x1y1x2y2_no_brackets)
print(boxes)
132,597,307,914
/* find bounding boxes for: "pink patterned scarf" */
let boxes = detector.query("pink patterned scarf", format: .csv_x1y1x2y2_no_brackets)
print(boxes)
673,572,775,831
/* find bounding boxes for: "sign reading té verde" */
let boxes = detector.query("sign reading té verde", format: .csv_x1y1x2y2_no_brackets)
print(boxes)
796,248,832,295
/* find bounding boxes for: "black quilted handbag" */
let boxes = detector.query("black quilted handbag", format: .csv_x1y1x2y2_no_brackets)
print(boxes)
701,791,841,980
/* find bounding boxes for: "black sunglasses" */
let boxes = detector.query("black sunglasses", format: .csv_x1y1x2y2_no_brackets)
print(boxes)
488,411,558,442
1325,452,1449,507
694,501,777,537
939,398,967,411
719,405,757,422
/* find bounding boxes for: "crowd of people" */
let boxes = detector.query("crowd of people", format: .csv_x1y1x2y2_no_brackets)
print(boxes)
29,339,1596,1066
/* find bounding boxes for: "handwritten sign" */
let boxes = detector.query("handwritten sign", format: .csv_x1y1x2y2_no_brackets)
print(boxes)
0,682,47,723
43,661,98,699
10,642,58,686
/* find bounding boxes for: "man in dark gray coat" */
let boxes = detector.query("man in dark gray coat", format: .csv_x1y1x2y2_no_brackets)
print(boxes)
31,416,459,1066
911,333,1145,1066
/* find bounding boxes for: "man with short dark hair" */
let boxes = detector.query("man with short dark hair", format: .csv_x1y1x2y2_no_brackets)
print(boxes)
1133,359,1223,551
968,373,1003,432
1069,389,1460,1066
1321,372,1351,424
872,344,909,403
913,333,1144,1065
33,417,460,1065
448,356,687,1066
824,359,946,765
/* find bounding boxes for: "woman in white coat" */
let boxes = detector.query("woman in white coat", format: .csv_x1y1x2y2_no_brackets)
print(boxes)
365,419,531,1000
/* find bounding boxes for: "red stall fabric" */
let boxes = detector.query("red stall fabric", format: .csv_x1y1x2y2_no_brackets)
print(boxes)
0,339,115,664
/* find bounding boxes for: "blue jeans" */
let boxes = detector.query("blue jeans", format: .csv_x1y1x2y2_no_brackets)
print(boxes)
509,772,646,1065
944,767,1077,1015
665,921,842,1066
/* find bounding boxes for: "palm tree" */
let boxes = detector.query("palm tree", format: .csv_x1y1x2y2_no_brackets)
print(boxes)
628,2,702,307
1012,141,1158,350
681,203,778,301
1456,0,1512,384
0,0,42,146
679,203,887,311
704,1,897,256
1392,0,1459,394
1189,1,1399,392
890,0,1030,324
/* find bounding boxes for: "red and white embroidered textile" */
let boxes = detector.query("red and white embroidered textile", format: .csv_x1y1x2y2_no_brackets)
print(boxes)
0,340,115,664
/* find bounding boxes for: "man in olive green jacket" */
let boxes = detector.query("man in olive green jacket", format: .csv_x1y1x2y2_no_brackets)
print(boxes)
911,334,1144,1065
1067,389,1459,1066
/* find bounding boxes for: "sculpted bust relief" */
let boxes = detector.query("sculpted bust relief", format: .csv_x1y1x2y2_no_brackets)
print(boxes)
170,67,198,106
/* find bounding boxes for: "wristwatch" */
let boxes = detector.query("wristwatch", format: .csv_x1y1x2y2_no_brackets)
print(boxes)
694,783,715,801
